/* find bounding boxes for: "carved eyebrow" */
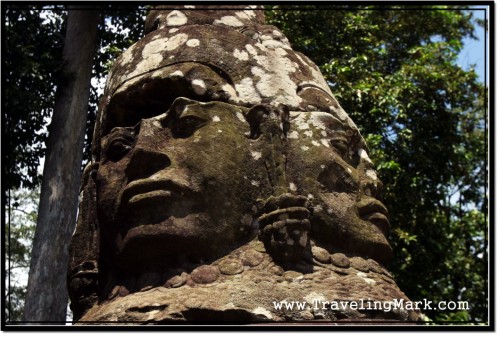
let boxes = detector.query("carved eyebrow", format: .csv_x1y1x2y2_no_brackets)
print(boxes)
168,101,212,122
296,83,332,96
105,126,137,144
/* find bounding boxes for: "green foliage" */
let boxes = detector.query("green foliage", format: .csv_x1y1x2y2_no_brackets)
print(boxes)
3,5,146,321
3,6,65,191
3,5,147,188
84,6,147,166
4,188,39,322
268,6,487,323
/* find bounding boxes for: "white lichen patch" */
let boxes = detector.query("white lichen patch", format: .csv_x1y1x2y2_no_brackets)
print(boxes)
251,180,260,187
184,5,195,8
245,44,258,56
142,37,169,58
118,45,136,66
235,77,261,105
288,130,299,139
133,53,163,78
366,169,377,181
235,110,247,123
212,116,221,122
358,148,373,165
262,39,290,50
166,10,188,26
186,39,200,47
311,111,340,131
251,151,262,160
301,145,310,151
314,204,323,213
291,112,310,130
169,70,184,78
165,33,188,51
289,182,298,192
169,28,179,33
235,10,256,20
151,69,166,78
357,272,376,285
312,140,321,147
273,48,290,57
191,79,207,95
304,130,313,137
214,16,244,27
320,139,330,148
295,52,314,70
248,51,301,108
218,129,223,133
233,48,249,61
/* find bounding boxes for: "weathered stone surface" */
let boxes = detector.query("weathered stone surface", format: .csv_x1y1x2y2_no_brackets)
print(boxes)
165,272,188,288
350,257,371,273
218,258,244,275
331,253,350,268
190,265,219,284
77,242,420,323
241,249,264,266
68,5,419,324
312,246,331,263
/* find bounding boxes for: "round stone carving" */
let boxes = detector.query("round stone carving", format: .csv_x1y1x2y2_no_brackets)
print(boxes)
165,272,188,288
241,249,264,267
218,258,244,275
349,256,370,272
312,246,331,263
191,265,219,284
331,253,350,268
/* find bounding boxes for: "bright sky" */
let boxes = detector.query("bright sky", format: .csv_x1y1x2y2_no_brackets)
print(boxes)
457,7,488,83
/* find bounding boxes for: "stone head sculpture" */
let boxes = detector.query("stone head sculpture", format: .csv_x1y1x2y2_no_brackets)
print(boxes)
68,6,417,323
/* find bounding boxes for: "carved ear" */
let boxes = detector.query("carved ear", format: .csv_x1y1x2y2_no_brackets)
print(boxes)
67,162,100,321
245,104,270,139
276,103,290,138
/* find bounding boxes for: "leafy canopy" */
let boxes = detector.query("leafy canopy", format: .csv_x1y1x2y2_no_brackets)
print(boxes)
267,5,487,323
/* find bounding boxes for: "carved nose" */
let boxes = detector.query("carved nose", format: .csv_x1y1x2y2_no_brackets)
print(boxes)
124,146,171,181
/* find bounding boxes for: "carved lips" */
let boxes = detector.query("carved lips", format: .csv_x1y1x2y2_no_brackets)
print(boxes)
121,178,195,208
357,198,390,237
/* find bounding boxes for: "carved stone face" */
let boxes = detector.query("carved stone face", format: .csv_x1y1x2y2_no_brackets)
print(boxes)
68,7,413,323
96,98,264,271
286,111,392,264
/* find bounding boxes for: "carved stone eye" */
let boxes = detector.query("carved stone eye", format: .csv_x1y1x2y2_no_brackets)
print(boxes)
107,138,133,161
172,116,208,138
330,136,349,158
318,162,358,194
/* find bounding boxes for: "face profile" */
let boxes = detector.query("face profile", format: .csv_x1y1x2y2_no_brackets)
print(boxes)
286,111,392,264
67,6,416,324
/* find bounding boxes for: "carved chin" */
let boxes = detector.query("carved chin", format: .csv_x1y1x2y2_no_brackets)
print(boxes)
113,213,239,269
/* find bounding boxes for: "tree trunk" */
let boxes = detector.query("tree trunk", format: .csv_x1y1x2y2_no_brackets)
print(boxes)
23,9,99,323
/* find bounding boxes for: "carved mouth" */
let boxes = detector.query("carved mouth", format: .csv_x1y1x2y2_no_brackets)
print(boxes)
122,178,195,208
358,198,390,237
